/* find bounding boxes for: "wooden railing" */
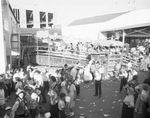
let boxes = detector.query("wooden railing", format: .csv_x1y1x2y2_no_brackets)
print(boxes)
27,47,141,76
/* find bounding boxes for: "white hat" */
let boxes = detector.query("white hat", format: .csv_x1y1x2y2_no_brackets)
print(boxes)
65,96,71,103
45,112,51,118
16,88,24,95
31,92,38,101
5,106,11,111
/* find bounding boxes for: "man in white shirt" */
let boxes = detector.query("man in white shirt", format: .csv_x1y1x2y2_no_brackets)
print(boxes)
94,61,104,98
127,61,132,71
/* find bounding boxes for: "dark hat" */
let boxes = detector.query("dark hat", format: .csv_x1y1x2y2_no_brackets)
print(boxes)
64,64,68,67
86,55,91,60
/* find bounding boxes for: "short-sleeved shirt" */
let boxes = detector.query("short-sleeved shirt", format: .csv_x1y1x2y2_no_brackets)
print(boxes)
58,99,65,110
94,66,104,81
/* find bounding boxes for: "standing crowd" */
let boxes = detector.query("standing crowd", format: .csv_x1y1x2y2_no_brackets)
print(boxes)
0,54,107,118
118,61,150,118
1,53,150,118
0,63,83,118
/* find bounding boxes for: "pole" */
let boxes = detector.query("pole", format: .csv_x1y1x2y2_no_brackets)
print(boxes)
37,37,38,64
48,37,50,68
122,30,126,53
122,30,125,44
0,0,6,73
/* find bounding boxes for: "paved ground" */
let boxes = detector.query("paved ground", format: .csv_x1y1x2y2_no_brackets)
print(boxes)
7,68,148,118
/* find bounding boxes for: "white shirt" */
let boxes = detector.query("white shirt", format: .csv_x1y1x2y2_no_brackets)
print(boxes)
123,95,134,107
141,90,149,102
94,66,104,81
128,73,133,82
132,70,138,76
127,62,132,70
119,70,128,78
70,66,77,81
13,73,20,83
34,73,43,87
19,71,24,79
58,100,65,110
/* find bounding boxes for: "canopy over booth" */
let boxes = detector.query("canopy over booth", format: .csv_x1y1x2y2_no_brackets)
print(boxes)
93,40,124,47
100,8,150,32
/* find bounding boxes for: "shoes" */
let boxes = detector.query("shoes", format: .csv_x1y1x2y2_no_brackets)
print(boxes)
99,95,101,98
94,94,98,96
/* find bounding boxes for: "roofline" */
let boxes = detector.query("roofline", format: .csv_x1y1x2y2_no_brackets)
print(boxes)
68,11,129,26
8,4,19,23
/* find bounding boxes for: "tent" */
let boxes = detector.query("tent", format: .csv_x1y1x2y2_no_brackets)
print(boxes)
100,8,150,32
109,40,124,46
93,40,124,47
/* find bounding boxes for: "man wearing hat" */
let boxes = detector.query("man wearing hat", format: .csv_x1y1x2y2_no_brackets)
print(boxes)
93,61,104,98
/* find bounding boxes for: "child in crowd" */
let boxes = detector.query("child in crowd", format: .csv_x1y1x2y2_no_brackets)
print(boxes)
68,80,76,117
58,93,67,118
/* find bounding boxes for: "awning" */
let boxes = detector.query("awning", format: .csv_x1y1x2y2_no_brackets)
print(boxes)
93,40,124,47
100,9,150,32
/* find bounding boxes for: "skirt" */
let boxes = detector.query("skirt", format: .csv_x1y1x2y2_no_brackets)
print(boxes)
121,103,134,118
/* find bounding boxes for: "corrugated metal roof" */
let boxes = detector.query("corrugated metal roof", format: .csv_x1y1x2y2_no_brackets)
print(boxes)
69,11,128,26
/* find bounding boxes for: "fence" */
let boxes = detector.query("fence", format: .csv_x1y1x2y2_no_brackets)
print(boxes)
28,47,140,78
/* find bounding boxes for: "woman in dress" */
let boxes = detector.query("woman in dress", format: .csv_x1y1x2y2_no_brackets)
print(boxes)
121,85,135,118
48,76,59,118
68,80,76,117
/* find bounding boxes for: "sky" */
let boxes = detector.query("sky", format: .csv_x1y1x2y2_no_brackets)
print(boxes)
9,0,150,27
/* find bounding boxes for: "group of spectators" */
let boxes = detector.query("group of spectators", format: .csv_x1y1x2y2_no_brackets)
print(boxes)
116,61,150,118
51,41,124,55
0,63,83,118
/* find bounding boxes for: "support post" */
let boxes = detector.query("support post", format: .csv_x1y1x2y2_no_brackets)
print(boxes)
0,1,6,73
48,37,50,68
122,30,126,54
122,30,126,44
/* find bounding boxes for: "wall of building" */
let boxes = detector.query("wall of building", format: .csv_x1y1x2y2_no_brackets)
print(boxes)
13,7,55,29
1,0,18,72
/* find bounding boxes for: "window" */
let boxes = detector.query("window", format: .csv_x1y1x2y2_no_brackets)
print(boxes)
40,12,46,23
48,13,53,22
40,12,46,28
26,10,33,28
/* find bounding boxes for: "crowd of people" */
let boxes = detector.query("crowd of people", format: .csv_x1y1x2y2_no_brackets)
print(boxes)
115,60,150,118
0,54,108,118
50,41,124,55
0,63,82,118
1,52,150,118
